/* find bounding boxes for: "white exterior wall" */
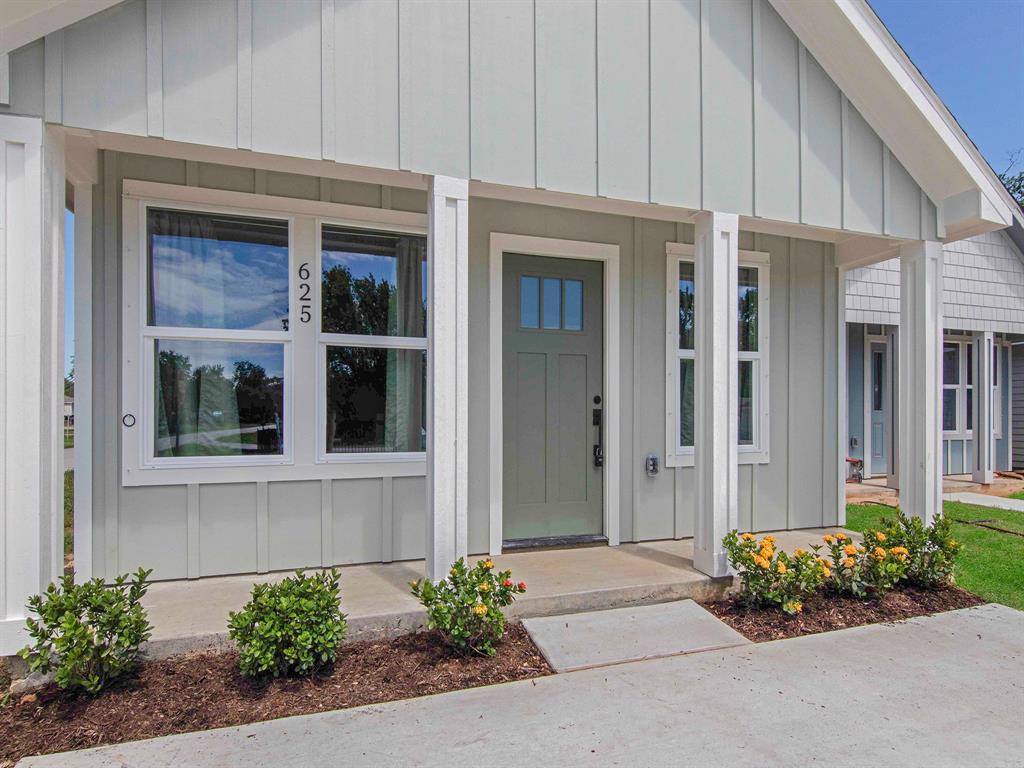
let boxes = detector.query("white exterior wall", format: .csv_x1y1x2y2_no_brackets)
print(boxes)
847,229,1024,333
1,0,938,240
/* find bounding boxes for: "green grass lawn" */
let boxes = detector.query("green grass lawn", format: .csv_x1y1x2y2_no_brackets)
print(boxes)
846,501,1024,610
1007,490,1024,501
64,435,73,449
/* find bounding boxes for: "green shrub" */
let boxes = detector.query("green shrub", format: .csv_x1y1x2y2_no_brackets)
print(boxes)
228,570,347,678
18,569,153,694
722,532,826,614
880,510,961,587
410,558,526,656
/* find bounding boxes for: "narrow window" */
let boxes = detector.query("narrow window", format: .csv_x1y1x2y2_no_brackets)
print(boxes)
520,276,539,328
542,277,561,329
563,279,583,331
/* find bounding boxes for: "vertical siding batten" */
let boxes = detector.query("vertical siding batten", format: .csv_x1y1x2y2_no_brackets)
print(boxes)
236,0,252,150
144,0,163,138
320,0,335,162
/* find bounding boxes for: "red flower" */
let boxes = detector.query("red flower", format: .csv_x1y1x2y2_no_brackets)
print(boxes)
502,579,513,588
517,581,527,591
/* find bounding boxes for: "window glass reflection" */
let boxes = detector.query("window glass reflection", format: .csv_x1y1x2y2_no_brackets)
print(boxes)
325,346,426,453
155,340,285,457
148,209,289,331
321,226,427,337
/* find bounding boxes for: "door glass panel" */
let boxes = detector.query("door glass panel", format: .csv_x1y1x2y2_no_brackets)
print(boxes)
872,351,884,411
966,344,973,385
966,387,973,431
738,266,758,352
943,343,959,385
564,279,583,331
325,346,426,453
520,276,539,328
679,359,695,448
542,277,561,329
738,360,754,445
147,208,289,331
942,388,957,431
678,263,695,350
154,339,285,457
320,226,427,337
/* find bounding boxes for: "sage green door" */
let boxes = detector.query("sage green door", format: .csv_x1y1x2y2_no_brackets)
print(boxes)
502,254,604,543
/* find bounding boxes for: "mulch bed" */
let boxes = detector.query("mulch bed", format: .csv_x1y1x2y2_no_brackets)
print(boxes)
0,623,550,767
703,584,984,643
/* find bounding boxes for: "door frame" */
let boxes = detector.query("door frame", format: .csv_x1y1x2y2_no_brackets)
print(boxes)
862,329,889,478
488,233,620,556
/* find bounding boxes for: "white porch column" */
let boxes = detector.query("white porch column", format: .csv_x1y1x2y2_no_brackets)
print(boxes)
0,116,65,654
692,211,739,577
972,331,994,484
425,175,469,581
898,240,943,524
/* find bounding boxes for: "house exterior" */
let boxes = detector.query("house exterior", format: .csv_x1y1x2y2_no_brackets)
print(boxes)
0,0,1020,655
846,224,1024,481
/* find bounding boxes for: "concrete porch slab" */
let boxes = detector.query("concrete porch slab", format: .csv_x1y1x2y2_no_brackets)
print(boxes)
522,599,749,672
125,528,852,661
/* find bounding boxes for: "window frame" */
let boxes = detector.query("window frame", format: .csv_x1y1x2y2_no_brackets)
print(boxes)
664,242,771,468
132,198,297,471
121,181,430,487
943,336,1005,441
315,216,429,465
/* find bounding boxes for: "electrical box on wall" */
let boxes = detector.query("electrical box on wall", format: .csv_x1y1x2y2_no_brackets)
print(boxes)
645,454,659,477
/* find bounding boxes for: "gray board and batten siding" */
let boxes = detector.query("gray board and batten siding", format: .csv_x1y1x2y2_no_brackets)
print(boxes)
3,0,937,241
86,152,842,580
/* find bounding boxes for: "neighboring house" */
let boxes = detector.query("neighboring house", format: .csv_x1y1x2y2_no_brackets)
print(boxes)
0,0,1020,654
846,224,1024,480
64,396,74,427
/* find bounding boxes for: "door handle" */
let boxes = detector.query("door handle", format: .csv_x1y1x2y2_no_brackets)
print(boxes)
592,407,604,467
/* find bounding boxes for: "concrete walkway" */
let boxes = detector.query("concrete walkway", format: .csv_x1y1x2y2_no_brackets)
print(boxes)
945,491,1024,513
22,604,1024,767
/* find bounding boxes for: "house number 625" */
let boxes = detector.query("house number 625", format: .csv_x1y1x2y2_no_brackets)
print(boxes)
298,262,312,324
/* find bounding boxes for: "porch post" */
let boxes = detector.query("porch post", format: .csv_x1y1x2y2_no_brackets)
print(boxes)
886,326,899,489
898,240,943,524
0,116,65,654
425,175,469,581
692,211,738,577
972,331,994,484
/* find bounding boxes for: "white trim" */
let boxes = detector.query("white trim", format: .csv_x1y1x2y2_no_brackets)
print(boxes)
72,182,93,582
488,233,621,556
861,329,889,479
120,186,429,486
664,242,771,468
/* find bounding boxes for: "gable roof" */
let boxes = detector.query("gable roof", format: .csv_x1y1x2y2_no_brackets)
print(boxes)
771,0,1020,241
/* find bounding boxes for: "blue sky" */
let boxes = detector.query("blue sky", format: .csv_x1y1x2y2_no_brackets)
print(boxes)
869,0,1024,176
63,0,1024,377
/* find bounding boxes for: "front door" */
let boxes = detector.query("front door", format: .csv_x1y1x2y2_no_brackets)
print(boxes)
502,254,603,544
869,341,888,476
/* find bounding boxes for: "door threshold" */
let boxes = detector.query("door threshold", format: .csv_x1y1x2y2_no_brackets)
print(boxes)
502,534,608,552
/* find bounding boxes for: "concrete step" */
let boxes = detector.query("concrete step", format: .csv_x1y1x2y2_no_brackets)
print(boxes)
522,599,750,673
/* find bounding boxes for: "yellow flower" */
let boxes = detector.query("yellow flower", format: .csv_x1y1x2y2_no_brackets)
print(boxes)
872,546,887,560
823,535,835,544
822,567,831,578
741,532,756,541
777,562,787,574
835,532,848,542
473,603,487,616
792,601,803,613
875,532,887,542
842,557,856,568
753,556,769,569
857,546,866,554
817,557,829,567
483,559,494,570
843,544,857,556
890,546,909,557
794,548,806,557
762,535,776,544
478,582,491,592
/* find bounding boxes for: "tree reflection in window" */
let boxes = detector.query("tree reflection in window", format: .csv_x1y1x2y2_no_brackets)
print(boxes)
155,340,285,457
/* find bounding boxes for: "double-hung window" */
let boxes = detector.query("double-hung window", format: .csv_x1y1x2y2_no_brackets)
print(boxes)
665,243,770,466
142,206,292,466
944,337,1002,439
318,224,428,459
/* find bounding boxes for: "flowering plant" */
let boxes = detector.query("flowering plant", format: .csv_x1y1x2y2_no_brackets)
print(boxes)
722,531,826,614
879,510,961,587
816,531,908,598
410,558,526,656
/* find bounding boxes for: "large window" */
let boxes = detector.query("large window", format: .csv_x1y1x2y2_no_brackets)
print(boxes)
943,337,1003,439
319,225,428,458
666,244,770,466
146,208,290,463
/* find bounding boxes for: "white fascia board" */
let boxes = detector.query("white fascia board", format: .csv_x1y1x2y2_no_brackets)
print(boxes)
0,0,123,55
769,0,1015,236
